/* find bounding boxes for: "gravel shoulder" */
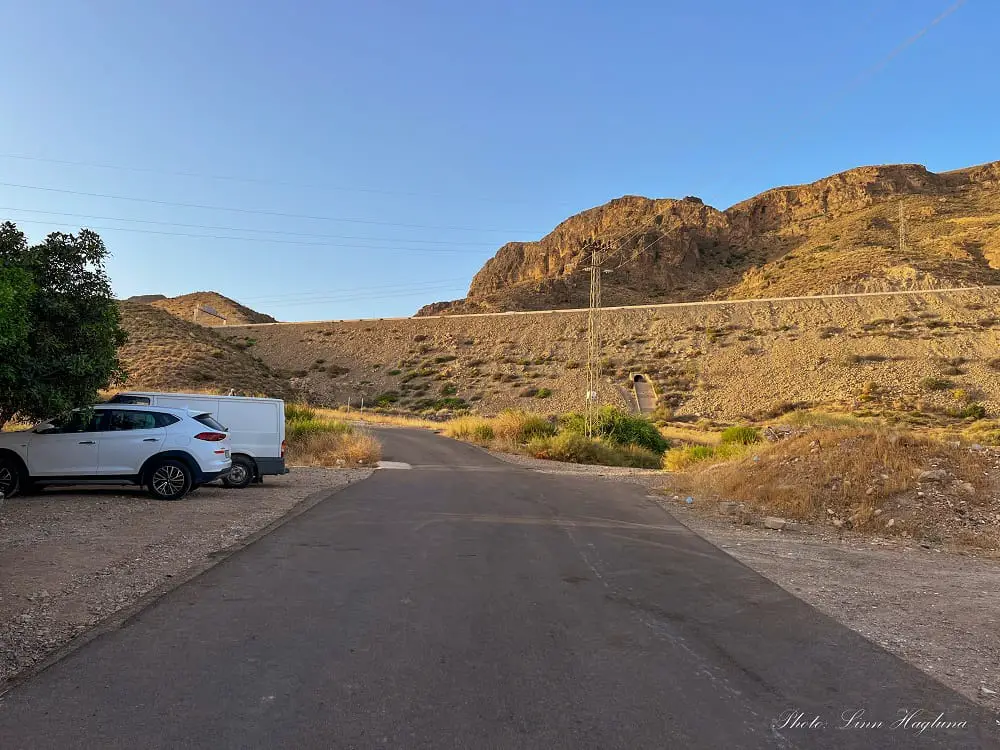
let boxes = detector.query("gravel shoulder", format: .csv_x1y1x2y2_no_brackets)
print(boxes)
488,448,1000,709
0,468,370,688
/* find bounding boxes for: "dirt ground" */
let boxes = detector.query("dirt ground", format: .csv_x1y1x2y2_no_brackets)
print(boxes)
489,449,1000,709
0,468,369,688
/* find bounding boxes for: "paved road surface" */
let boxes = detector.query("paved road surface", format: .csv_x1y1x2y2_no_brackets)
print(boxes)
0,429,996,749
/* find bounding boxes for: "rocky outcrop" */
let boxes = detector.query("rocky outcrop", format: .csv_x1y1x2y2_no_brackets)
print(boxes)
418,160,1000,316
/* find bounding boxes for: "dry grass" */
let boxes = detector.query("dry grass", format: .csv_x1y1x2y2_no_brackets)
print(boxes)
318,407,441,430
284,402,382,466
674,427,996,542
286,430,381,467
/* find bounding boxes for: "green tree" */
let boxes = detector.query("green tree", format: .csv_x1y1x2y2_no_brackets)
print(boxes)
0,222,128,427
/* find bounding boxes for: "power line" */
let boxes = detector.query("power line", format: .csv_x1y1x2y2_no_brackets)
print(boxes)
0,181,540,234
261,285,468,310
6,217,490,254
0,207,501,247
240,278,469,304
0,152,574,207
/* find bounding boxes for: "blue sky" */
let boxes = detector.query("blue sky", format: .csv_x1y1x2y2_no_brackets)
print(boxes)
1,0,995,321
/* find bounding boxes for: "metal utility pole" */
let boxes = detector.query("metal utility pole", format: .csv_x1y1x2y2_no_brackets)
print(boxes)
899,201,906,255
584,238,613,437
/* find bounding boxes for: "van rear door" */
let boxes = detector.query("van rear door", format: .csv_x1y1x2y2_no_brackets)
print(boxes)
217,400,280,459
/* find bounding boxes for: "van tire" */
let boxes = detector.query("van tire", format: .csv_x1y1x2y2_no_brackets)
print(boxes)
147,459,193,501
222,456,254,489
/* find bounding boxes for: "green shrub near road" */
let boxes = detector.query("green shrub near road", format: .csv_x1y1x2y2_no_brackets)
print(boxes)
719,426,762,445
562,406,669,454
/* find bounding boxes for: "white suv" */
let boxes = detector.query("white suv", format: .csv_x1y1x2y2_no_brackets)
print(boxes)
0,404,232,501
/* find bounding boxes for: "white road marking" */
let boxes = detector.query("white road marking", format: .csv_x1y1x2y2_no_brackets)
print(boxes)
376,461,412,470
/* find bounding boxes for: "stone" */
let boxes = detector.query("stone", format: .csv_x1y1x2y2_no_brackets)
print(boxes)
763,517,787,530
718,501,739,515
980,686,997,697
957,481,975,495
917,469,948,482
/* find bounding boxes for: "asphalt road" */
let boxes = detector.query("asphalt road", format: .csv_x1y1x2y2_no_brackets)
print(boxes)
0,428,996,749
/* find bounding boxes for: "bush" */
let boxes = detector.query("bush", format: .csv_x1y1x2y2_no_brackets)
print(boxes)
952,403,987,420
528,432,618,465
444,416,495,444
519,387,540,398
387,369,401,376
535,388,552,399
562,406,669,454
493,410,557,444
375,391,400,407
920,376,952,391
720,426,761,446
286,418,352,442
439,383,458,396
285,403,316,423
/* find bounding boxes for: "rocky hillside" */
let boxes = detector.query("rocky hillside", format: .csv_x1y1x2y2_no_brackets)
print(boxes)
219,288,1000,427
117,302,290,397
418,160,1000,315
148,291,277,326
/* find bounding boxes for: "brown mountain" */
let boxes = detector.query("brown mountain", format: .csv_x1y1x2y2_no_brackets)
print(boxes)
417,160,1000,315
148,291,277,326
117,301,290,397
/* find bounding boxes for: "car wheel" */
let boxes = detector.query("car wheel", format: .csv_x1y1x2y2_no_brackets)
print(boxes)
0,456,22,499
222,456,254,489
147,459,193,501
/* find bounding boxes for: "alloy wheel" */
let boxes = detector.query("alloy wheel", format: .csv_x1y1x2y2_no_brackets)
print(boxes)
152,465,186,496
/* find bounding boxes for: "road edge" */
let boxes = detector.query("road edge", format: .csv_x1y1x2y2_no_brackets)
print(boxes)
0,472,373,698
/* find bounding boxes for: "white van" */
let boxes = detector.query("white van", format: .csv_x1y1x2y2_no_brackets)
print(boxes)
108,392,287,488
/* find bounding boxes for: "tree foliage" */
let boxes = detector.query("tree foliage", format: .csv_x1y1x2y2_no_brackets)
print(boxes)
0,222,127,426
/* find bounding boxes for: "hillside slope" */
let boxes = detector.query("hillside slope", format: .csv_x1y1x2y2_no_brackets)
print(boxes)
220,288,1000,424
118,302,291,397
418,160,1000,315
150,292,277,326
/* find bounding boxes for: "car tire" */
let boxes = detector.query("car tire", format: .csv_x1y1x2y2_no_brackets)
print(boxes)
147,459,193,501
222,456,254,489
0,456,21,499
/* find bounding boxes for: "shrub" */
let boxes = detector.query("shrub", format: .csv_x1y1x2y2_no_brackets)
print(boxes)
528,432,618,465
439,383,458,396
286,418,351,442
720,426,761,446
444,416,495,444
952,403,987,420
920,376,952,391
285,403,317,422
535,388,552,399
493,410,557,444
375,391,400,407
519,387,540,398
564,360,581,369
561,406,669,454
434,355,457,363
387,369,402,376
